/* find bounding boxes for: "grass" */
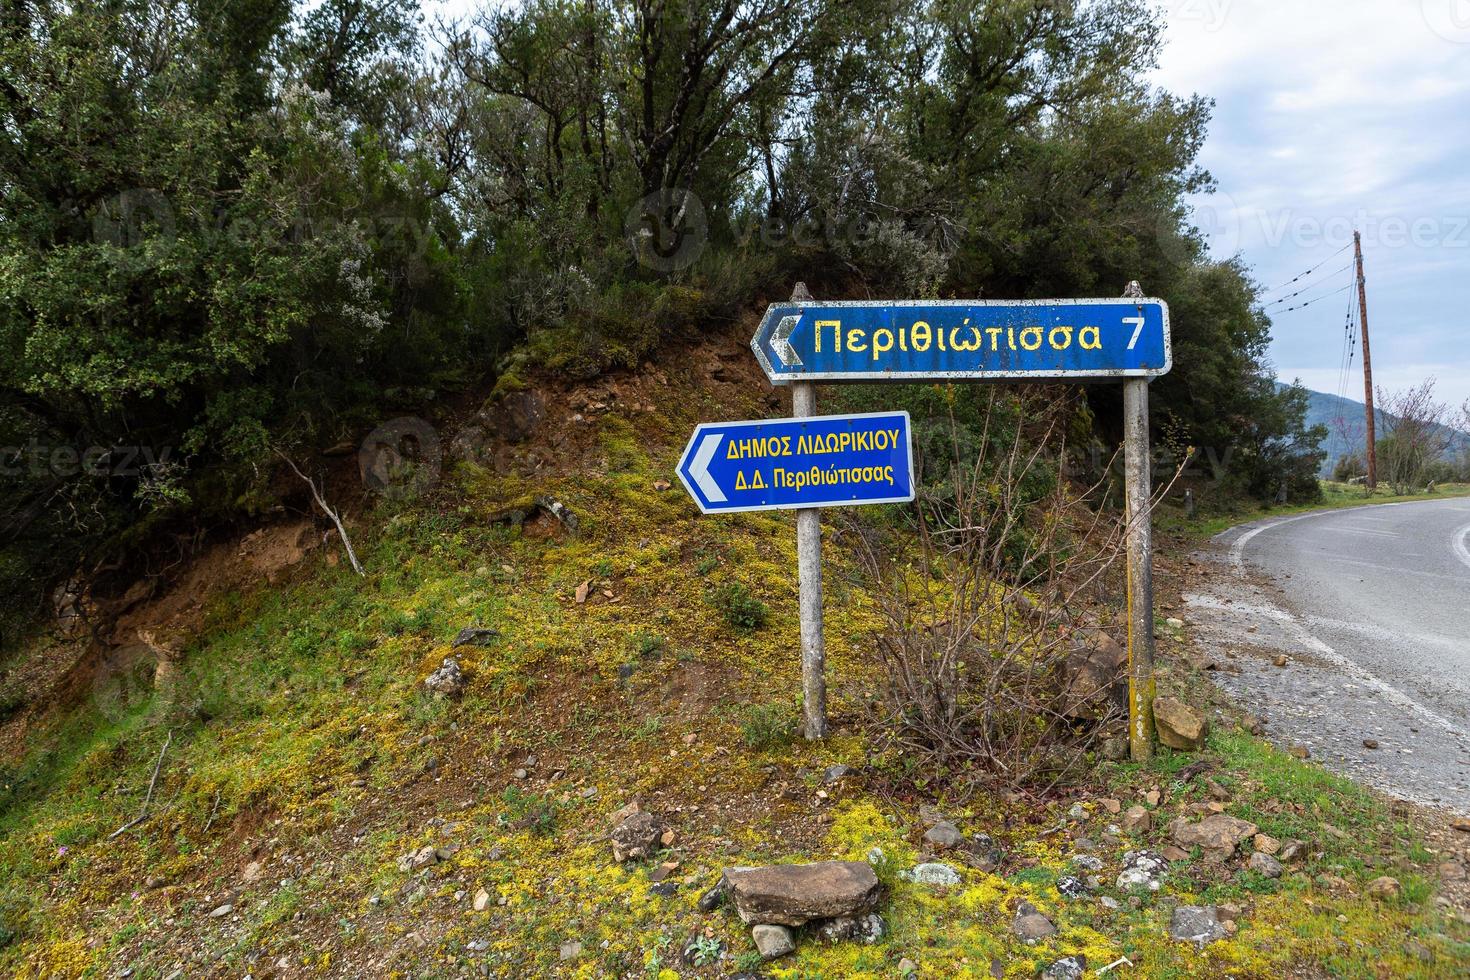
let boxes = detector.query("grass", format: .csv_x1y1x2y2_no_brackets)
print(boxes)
0,394,1464,976
1161,480,1470,537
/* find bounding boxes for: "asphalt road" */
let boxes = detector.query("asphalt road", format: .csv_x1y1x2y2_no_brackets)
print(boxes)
1227,497,1470,723
1188,496,1470,811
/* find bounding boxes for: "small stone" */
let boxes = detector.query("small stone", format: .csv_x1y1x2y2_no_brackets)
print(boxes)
1067,803,1088,822
1288,744,1310,759
409,845,439,869
1247,852,1283,878
1367,876,1402,901
1070,855,1104,872
1154,697,1209,750
1120,805,1151,834
423,657,466,698
696,878,727,912
1450,818,1470,833
650,881,678,897
1161,845,1190,862
1012,903,1057,943
1056,875,1089,899
1044,955,1087,980
1100,798,1122,815
1166,617,1185,629
924,821,965,850
1439,861,1467,882
1277,839,1306,862
209,903,233,918
1144,789,1162,807
898,959,918,977
473,888,491,911
610,805,665,863
559,940,583,961
904,863,962,887
1252,833,1281,855
1241,714,1265,735
823,764,853,783
1273,654,1288,667
1170,906,1226,947
751,924,795,960
1116,850,1169,892
1362,738,1380,750
513,768,528,780
1099,896,1121,910
1100,737,1128,761
451,627,499,649
815,913,885,944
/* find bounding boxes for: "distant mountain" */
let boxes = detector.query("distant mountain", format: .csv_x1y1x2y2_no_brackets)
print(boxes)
1276,383,1470,477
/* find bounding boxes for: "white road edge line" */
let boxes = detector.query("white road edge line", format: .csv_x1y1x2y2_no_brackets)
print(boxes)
1226,501,1416,572
1453,522,1470,573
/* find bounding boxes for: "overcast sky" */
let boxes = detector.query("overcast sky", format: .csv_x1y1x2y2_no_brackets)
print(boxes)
1152,0,1470,412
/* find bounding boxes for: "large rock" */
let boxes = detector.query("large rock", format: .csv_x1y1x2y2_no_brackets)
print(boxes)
482,389,545,444
1154,697,1208,750
723,862,883,927
1170,814,1258,854
1059,630,1127,719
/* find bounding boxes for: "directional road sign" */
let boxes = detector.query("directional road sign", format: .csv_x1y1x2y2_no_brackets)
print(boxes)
750,298,1171,383
676,411,915,514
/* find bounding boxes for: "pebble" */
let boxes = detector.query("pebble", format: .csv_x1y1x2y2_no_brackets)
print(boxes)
752,923,795,959
208,904,233,918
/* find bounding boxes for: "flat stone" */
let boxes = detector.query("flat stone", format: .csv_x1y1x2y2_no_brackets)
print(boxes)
1277,839,1306,862
823,764,854,783
559,940,582,961
724,862,882,926
1252,833,1281,855
1170,906,1226,947
751,924,795,960
1170,814,1258,853
904,862,962,887
1012,903,1057,943
924,821,965,850
451,627,500,648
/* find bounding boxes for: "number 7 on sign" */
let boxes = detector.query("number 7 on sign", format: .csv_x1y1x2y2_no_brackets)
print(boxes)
1124,316,1145,350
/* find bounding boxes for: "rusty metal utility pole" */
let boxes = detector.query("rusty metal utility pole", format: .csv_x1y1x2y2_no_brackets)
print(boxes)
1354,231,1378,490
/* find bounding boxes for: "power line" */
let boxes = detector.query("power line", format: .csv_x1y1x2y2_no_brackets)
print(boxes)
1258,242,1353,296
1264,282,1354,313
1261,262,1355,308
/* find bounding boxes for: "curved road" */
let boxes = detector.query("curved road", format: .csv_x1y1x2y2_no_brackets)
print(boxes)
1189,496,1470,810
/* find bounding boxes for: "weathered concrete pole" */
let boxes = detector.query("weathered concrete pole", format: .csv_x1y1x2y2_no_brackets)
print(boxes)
789,281,828,740
1122,281,1156,761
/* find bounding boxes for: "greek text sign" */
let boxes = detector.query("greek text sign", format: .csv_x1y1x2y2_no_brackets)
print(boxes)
750,298,1171,383
676,411,915,514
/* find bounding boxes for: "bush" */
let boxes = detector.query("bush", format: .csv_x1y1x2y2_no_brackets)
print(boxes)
710,582,769,631
737,702,798,750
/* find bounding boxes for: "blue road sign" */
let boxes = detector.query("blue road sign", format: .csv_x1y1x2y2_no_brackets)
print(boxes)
750,298,1171,383
676,411,915,514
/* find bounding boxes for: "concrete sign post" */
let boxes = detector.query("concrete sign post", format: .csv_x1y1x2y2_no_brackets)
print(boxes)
682,284,1171,756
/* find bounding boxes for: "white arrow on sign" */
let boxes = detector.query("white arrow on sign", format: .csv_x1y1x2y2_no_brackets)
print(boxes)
690,432,726,503
771,314,802,368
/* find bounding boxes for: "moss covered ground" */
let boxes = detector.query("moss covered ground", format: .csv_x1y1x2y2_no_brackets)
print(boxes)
0,361,1465,978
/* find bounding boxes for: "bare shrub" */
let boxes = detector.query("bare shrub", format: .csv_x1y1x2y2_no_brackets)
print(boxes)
854,389,1178,792
1376,379,1453,494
